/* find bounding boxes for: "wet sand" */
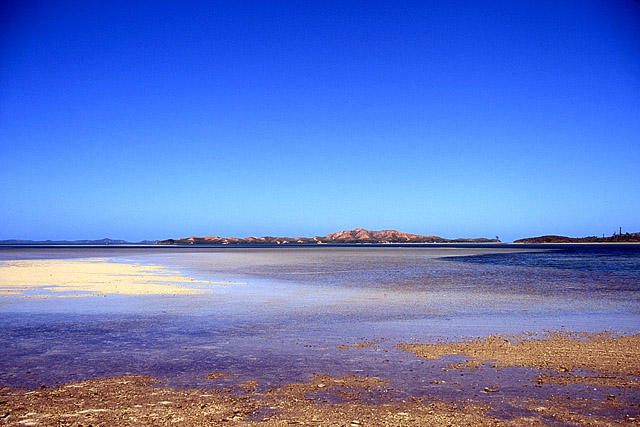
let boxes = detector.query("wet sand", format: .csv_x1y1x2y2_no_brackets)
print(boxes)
0,259,234,297
2,332,638,426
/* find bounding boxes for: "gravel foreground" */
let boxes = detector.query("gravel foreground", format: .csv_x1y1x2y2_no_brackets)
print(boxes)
1,332,638,426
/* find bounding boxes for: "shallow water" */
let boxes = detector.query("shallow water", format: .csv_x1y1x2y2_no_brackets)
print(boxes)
1,245,638,399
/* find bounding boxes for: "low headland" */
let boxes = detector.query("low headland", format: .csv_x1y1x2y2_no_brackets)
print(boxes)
514,232,640,244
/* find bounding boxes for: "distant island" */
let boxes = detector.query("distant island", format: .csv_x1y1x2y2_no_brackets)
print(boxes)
514,232,640,244
157,228,501,245
0,238,156,245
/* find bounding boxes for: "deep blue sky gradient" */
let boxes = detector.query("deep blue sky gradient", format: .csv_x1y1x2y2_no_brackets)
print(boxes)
2,1,639,242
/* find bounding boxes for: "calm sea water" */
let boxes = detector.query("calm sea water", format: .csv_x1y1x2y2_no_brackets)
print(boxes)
1,244,638,392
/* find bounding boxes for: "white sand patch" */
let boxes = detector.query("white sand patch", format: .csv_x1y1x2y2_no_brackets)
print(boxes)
0,258,225,297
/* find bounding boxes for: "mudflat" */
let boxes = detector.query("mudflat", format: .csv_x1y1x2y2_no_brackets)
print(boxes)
2,332,638,426
399,331,640,380
2,246,638,425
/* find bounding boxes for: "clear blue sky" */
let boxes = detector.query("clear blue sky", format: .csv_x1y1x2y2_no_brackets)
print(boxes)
1,1,639,242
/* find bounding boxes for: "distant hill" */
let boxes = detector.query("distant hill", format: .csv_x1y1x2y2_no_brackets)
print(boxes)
157,228,501,245
514,233,640,244
0,238,154,245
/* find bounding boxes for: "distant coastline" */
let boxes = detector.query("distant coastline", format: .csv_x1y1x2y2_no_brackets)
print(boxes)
4,229,639,246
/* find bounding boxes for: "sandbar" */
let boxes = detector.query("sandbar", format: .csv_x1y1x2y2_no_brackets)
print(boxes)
0,258,226,297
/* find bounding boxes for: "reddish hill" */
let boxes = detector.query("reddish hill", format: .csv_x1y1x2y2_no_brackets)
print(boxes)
321,228,447,243
157,228,500,245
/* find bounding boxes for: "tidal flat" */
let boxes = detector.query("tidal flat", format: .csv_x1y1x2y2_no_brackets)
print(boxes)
0,245,638,425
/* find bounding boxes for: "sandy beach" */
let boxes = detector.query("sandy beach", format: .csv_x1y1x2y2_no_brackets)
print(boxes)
1,332,638,426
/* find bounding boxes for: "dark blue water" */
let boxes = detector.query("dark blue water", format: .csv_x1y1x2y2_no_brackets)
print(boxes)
444,244,640,275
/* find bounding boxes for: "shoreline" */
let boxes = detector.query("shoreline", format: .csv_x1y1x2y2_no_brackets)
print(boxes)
2,331,638,425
